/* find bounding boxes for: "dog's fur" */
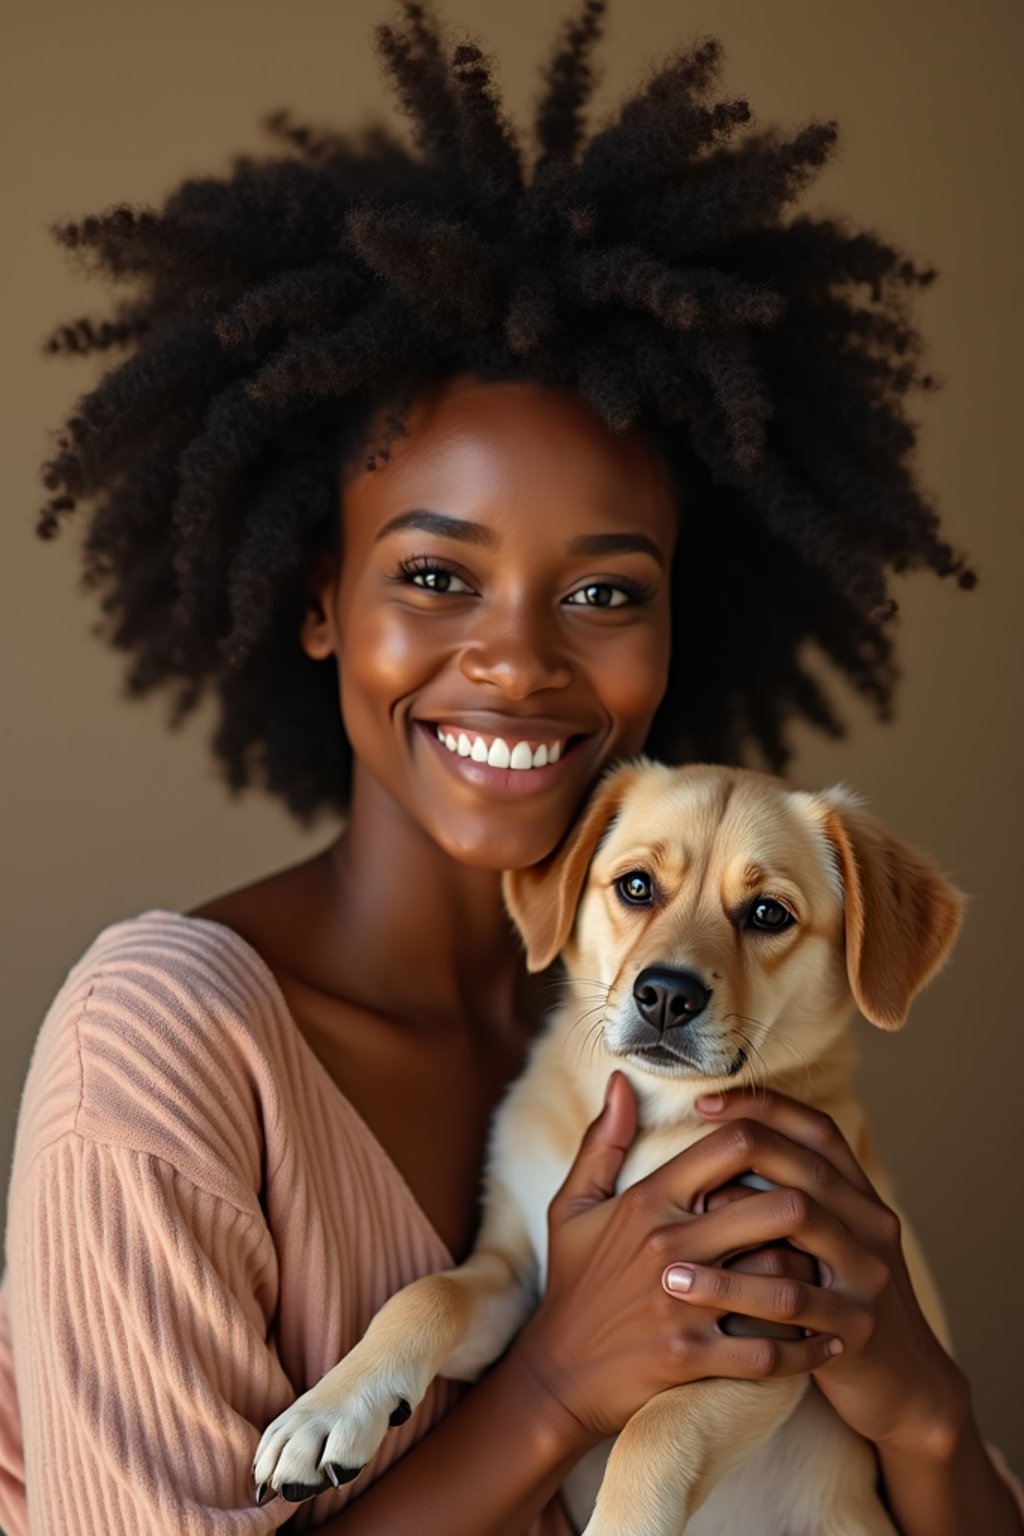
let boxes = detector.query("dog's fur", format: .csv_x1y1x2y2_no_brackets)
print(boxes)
253,761,964,1535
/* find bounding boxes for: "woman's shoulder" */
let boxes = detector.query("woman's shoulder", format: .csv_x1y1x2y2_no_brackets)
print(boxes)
11,908,299,1204
45,905,289,1064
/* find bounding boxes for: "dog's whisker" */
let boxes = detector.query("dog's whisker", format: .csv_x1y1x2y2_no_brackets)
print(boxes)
735,1014,823,1099
731,1025,771,1095
722,1014,773,1091
564,1005,610,1071
586,1018,608,1068
561,976,611,999
563,1002,609,1070
723,1011,822,1102
571,1017,608,1058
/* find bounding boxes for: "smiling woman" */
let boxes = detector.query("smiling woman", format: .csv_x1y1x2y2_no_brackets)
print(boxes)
299,376,675,870
1,1,1021,1534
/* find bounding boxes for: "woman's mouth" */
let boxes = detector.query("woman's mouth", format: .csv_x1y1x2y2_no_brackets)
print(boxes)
433,724,564,770
418,721,587,792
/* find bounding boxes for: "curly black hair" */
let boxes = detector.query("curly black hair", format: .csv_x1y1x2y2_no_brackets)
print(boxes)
36,0,974,822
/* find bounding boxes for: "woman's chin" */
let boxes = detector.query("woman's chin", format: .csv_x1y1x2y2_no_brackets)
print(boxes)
433,816,573,873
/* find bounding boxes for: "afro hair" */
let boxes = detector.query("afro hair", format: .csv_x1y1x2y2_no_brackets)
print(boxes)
36,0,974,821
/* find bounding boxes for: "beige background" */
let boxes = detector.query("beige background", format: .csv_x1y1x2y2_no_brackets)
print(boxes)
3,0,1022,1475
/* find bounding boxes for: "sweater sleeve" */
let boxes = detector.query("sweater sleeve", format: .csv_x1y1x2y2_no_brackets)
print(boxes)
8,1131,300,1536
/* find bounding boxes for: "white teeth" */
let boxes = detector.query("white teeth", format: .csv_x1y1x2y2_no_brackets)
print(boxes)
435,726,568,770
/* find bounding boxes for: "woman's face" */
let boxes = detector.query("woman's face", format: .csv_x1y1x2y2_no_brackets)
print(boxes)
303,374,677,870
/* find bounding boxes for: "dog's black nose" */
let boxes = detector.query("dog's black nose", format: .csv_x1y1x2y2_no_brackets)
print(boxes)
632,966,711,1031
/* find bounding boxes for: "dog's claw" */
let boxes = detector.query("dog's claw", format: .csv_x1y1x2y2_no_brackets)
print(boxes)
281,1482,326,1503
324,1461,363,1488
254,1481,278,1507
388,1397,412,1426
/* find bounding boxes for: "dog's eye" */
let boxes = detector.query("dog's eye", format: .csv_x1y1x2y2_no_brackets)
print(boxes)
748,898,794,932
616,871,654,905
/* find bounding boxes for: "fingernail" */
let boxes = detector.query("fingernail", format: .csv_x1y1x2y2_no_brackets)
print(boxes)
827,1337,844,1356
663,1264,696,1294
696,1094,725,1113
603,1072,618,1111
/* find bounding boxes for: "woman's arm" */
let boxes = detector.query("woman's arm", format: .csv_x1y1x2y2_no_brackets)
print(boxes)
304,1069,845,1534
9,1129,587,1536
875,1393,1024,1536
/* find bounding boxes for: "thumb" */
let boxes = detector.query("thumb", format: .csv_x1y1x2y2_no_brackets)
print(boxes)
550,1071,637,1223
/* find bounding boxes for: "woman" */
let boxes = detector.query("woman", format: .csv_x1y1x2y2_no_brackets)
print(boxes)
1,3,1020,1532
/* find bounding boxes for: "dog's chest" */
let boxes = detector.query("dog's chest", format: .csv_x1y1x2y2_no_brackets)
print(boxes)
618,1122,711,1192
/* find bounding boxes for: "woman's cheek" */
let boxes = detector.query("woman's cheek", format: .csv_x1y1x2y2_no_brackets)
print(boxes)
594,622,672,755
337,604,434,754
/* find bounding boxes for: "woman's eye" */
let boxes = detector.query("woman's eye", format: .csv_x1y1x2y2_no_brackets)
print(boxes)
747,898,795,932
407,567,472,594
565,582,631,608
616,870,654,905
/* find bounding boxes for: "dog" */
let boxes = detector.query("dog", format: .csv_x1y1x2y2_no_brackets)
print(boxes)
252,759,964,1535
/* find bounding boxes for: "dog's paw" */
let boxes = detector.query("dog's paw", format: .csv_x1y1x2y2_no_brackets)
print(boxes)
251,1375,415,1505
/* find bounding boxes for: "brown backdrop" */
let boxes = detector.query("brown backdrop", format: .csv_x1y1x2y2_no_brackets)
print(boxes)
3,0,1021,1474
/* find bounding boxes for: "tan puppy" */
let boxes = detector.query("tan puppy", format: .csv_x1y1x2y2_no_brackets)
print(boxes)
253,760,964,1536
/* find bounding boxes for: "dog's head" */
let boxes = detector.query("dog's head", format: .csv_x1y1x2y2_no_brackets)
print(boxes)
503,760,964,1100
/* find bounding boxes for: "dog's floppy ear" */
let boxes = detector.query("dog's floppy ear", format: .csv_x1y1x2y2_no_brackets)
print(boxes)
502,761,642,972
820,789,966,1030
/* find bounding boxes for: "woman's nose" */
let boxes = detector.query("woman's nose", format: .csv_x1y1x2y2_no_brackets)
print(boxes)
458,609,573,697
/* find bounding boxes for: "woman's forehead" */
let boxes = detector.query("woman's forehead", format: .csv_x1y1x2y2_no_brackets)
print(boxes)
342,373,676,529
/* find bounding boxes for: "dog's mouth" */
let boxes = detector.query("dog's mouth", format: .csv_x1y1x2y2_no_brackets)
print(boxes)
629,1042,749,1077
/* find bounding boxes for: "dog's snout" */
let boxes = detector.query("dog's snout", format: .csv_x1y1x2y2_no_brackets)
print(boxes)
632,966,711,1030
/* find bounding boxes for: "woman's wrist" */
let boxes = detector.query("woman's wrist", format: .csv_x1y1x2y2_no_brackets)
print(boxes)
872,1356,971,1462
506,1317,606,1460
875,1378,1023,1536
314,1339,591,1536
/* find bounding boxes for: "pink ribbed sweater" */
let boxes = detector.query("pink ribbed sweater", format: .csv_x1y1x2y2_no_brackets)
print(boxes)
0,910,574,1535
0,910,1020,1534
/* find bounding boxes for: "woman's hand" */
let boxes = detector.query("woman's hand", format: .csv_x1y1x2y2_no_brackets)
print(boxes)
513,1073,843,1445
667,1086,970,1457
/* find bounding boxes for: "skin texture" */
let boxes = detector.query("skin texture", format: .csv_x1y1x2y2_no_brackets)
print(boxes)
192,374,1020,1535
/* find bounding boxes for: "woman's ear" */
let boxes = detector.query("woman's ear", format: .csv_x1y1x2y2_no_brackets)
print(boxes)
820,790,966,1030
502,761,642,972
300,553,339,660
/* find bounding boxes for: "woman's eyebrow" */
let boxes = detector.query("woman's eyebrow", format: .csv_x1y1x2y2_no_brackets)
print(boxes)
567,531,665,569
375,509,497,546
375,511,665,569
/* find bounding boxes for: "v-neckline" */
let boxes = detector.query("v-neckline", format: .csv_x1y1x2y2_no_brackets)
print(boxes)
153,907,456,1270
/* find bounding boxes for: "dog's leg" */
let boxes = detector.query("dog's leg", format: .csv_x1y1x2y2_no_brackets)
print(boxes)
682,1383,899,1536
252,1190,536,1500
580,1376,807,1536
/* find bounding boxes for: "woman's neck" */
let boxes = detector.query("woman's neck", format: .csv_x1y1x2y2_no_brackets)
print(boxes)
315,768,538,1033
